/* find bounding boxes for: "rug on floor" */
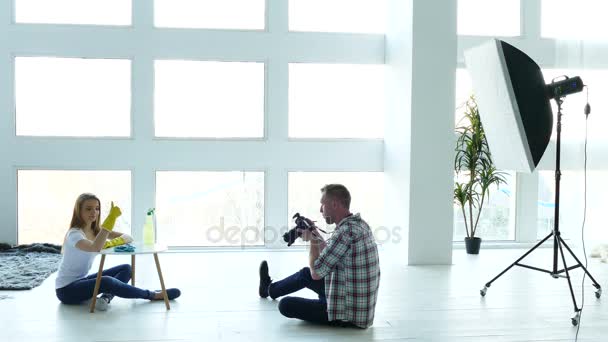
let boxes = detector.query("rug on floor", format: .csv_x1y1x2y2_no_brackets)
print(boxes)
0,243,62,290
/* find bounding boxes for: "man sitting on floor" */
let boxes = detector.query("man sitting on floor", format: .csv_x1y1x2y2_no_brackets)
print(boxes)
258,184,381,328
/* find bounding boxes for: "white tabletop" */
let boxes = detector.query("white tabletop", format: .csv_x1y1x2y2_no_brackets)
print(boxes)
100,242,168,255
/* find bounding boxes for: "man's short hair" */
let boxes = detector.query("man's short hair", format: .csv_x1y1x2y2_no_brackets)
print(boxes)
321,184,351,209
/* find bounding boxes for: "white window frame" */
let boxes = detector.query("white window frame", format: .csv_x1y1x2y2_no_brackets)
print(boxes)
0,0,384,248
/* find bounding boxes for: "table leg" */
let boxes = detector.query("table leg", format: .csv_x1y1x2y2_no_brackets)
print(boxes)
153,253,170,310
89,254,106,313
131,255,136,286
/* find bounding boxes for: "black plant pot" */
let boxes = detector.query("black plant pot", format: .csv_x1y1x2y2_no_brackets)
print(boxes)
465,237,482,254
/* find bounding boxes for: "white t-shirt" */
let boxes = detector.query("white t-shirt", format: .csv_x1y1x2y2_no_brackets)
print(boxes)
55,228,97,289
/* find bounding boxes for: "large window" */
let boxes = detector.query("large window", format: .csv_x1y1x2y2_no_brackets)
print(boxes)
154,60,265,138
4,2,386,248
536,69,608,242
457,0,520,37
537,171,585,240
156,172,264,247
154,0,265,30
288,172,388,246
457,66,607,242
289,0,386,33
15,0,131,26
456,2,608,246
289,63,385,139
541,0,608,40
17,170,131,245
537,171,608,243
537,171,556,239
15,57,131,137
453,172,517,241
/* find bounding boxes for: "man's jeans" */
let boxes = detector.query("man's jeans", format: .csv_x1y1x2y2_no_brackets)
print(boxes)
269,267,330,324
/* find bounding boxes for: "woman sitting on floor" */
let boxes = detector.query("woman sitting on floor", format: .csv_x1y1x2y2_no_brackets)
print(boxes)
55,193,180,311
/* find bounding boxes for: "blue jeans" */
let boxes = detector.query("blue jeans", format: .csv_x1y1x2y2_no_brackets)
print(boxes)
56,264,153,304
270,267,330,324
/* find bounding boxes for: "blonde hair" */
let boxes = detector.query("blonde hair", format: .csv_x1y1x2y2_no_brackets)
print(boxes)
62,193,102,251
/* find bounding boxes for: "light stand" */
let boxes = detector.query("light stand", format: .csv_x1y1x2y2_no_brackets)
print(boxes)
479,95,602,326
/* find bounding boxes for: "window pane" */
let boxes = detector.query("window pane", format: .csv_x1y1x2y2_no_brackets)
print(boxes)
542,0,608,40
15,57,131,137
15,0,131,25
18,170,131,245
453,171,516,241
289,0,386,33
537,171,556,239
538,171,608,242
458,0,520,36
288,172,387,246
155,0,265,29
537,171,577,240
455,68,473,126
156,172,264,247
155,60,264,138
289,63,384,138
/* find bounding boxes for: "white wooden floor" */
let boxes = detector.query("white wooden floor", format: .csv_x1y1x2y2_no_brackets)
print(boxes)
1,247,607,341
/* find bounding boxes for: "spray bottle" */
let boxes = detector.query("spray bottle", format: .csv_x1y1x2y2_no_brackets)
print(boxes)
143,208,156,245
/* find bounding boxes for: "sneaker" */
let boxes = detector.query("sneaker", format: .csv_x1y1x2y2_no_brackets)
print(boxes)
95,296,110,311
166,288,181,300
259,260,272,298
151,288,181,301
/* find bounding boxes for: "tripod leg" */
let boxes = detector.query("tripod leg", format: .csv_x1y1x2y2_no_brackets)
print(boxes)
559,236,603,297
556,238,581,325
481,232,554,296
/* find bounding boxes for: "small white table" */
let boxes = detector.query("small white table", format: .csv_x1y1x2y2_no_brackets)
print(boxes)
89,243,171,313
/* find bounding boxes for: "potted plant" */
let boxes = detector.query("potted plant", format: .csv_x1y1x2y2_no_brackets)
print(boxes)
454,95,507,254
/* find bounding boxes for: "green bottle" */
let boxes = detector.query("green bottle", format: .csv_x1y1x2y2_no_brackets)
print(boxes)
143,208,156,245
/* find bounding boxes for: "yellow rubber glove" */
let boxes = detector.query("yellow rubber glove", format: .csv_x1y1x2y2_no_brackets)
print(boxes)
101,201,122,231
103,236,127,249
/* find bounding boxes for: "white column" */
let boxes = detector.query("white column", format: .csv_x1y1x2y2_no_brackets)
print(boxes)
130,0,155,242
264,0,290,248
0,0,16,243
385,0,457,264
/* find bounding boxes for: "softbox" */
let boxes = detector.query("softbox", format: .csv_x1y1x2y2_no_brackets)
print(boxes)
464,39,553,173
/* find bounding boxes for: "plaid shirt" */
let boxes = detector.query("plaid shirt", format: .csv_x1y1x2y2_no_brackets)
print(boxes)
314,213,380,328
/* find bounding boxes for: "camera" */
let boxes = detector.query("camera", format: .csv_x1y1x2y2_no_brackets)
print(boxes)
283,213,314,247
